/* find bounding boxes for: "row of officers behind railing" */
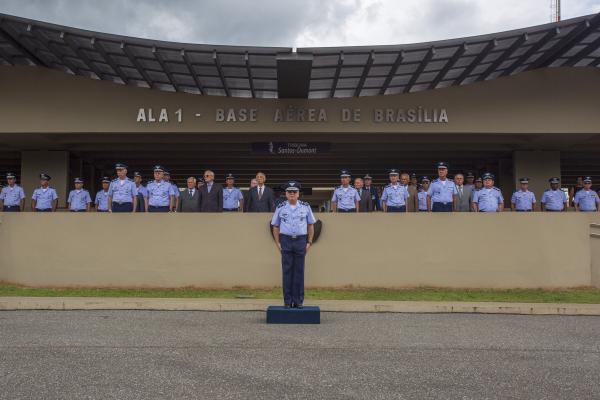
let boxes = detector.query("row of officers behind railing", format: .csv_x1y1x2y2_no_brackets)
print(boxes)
0,162,599,213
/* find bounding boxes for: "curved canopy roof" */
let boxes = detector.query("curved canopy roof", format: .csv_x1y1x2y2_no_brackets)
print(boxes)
0,12,599,98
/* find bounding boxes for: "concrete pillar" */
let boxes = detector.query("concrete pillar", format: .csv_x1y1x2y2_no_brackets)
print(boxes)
513,151,561,206
21,151,69,210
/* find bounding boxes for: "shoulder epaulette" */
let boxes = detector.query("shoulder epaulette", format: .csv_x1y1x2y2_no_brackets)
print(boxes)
277,201,286,208
493,187,500,191
300,200,310,206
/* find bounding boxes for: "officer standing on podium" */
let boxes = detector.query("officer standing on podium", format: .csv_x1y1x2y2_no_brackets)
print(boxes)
271,181,316,309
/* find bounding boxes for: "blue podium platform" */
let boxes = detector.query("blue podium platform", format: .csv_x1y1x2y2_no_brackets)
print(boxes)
266,306,320,324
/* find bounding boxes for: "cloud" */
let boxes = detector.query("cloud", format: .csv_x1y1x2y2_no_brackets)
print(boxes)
1,0,599,47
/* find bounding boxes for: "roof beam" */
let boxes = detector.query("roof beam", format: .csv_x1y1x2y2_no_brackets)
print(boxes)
404,46,435,93
500,28,559,77
0,43,13,65
245,52,255,98
91,37,129,84
181,50,204,95
428,43,466,90
565,32,600,66
354,51,374,97
330,51,344,97
213,50,229,96
152,46,179,92
61,32,106,80
379,51,404,95
528,14,600,70
454,40,496,85
0,19,49,67
476,34,528,82
28,25,81,75
121,42,154,88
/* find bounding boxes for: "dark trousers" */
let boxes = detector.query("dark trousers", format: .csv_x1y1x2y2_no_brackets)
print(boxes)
35,208,52,212
97,209,108,212
70,209,87,212
515,210,532,212
280,234,307,306
148,205,170,212
223,208,238,212
337,208,356,213
544,209,562,212
112,202,133,212
432,202,453,212
2,205,20,212
136,195,145,213
387,206,406,212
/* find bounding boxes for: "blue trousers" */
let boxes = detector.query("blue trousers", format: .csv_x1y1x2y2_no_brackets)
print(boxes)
2,205,20,212
387,206,406,212
432,202,453,212
35,208,52,212
337,208,356,213
112,202,133,212
280,234,307,306
148,205,170,212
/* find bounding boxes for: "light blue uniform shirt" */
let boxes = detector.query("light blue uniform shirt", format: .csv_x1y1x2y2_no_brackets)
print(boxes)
511,190,536,211
574,189,599,211
68,189,91,211
0,185,25,206
136,185,148,198
95,190,110,211
147,180,176,206
541,189,567,211
223,187,244,209
427,178,458,203
381,183,409,207
331,186,360,210
271,201,316,236
108,178,137,203
170,183,180,198
473,187,504,212
32,187,58,209
417,190,428,211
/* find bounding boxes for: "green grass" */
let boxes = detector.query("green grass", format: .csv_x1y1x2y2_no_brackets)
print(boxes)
1,284,600,303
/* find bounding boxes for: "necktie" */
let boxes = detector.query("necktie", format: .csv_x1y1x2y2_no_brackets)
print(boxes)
258,187,263,199
189,189,193,196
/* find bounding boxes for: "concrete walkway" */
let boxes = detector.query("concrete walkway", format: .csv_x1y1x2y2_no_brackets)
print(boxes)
1,296,600,315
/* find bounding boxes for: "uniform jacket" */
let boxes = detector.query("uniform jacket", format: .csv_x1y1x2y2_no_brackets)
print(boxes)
199,183,223,212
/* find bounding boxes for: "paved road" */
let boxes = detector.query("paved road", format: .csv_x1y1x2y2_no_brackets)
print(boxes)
0,311,599,399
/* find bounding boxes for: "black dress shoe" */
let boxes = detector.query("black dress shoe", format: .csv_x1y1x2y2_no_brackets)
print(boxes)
296,304,303,309
284,304,291,309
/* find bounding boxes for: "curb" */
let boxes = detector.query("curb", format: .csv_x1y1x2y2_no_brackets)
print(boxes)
1,297,600,315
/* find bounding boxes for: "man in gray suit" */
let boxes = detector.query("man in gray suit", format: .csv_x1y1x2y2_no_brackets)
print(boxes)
178,177,201,212
354,177,373,212
199,170,223,212
454,173,472,212
245,172,275,212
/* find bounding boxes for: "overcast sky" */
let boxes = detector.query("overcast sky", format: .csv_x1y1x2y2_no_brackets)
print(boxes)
1,0,600,47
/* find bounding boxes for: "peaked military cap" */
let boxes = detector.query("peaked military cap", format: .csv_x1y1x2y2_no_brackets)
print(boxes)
285,181,301,191
73,177,84,184
101,176,111,183
519,177,530,184
482,172,495,180
437,161,449,169
549,177,560,184
40,173,51,180
340,170,351,177
388,169,399,176
114,163,127,169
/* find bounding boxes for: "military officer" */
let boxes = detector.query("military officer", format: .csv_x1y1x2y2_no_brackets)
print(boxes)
108,163,137,212
541,177,568,212
331,170,360,212
511,178,536,212
465,171,475,190
31,173,58,212
164,170,180,210
95,176,110,212
0,172,25,212
427,162,458,212
67,177,92,212
381,169,409,212
472,173,503,212
364,174,380,211
271,181,316,309
146,165,176,212
133,171,148,213
223,173,244,212
573,176,600,212
418,176,430,212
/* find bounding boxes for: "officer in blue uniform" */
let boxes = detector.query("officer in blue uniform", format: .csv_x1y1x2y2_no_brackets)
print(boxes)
0,172,25,212
133,171,148,213
427,162,458,212
465,171,475,190
363,174,380,211
67,178,92,212
417,176,430,212
472,173,504,212
573,176,600,212
541,177,568,212
223,173,244,212
164,170,180,210
146,165,176,212
381,169,409,212
108,163,137,213
271,181,316,309
31,173,58,212
95,176,110,212
511,178,536,212
331,170,360,212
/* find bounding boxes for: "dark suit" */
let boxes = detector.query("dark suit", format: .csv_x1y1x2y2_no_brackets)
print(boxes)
455,185,473,212
357,188,373,212
365,186,380,211
199,182,223,212
405,184,419,212
245,185,275,212
178,188,201,212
